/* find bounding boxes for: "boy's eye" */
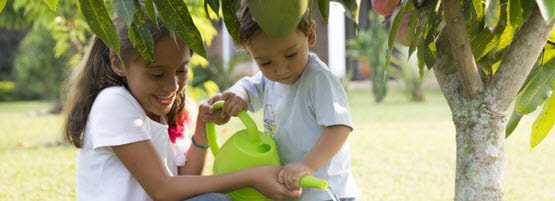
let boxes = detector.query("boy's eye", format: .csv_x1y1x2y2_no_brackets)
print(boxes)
286,53,297,58
259,61,271,66
152,73,163,78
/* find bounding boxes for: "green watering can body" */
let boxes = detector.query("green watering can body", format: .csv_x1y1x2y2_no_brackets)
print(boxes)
206,101,327,201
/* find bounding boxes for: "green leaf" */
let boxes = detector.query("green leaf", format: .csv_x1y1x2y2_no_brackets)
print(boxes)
387,1,410,56
333,0,359,25
512,49,555,114
421,5,439,70
520,0,535,20
129,0,154,62
114,0,136,27
531,93,555,150
45,0,58,11
508,0,523,27
506,111,523,137
318,0,329,22
0,0,6,13
536,0,555,23
485,0,500,31
204,0,219,16
144,0,157,27
385,1,410,72
153,0,206,58
222,0,240,42
472,0,483,21
79,0,120,55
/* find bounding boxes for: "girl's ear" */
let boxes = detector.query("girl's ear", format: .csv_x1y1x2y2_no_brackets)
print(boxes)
308,21,316,47
110,55,125,76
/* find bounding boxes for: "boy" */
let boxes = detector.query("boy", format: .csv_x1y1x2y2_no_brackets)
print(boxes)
215,2,359,200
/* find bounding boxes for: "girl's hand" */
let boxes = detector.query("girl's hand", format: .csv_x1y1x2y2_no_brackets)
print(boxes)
250,166,302,200
277,162,314,190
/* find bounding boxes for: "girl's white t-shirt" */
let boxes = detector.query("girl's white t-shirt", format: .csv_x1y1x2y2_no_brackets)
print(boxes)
235,53,360,200
76,86,177,201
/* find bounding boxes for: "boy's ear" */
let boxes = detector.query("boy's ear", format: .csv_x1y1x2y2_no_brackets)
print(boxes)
109,55,125,76
308,21,316,47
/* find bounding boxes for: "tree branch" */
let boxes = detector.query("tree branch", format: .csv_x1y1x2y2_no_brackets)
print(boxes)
433,32,463,111
442,0,483,99
489,7,555,111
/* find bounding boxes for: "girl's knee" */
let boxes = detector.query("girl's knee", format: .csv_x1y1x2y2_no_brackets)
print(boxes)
185,193,232,201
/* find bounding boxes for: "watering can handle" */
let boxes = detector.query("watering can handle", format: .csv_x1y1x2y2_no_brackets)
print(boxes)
300,175,328,190
206,100,260,155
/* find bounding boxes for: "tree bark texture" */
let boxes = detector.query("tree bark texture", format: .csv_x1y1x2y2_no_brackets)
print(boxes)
433,7,555,201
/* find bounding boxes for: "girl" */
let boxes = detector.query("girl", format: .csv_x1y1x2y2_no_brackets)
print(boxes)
63,8,300,201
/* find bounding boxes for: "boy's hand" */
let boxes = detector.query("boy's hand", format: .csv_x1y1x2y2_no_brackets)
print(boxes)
220,88,249,117
197,101,230,125
277,162,314,190
250,166,302,200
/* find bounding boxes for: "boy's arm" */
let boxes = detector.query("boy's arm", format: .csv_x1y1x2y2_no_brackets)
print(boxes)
278,125,351,190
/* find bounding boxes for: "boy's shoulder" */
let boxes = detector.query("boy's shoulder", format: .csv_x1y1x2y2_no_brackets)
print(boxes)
305,53,336,78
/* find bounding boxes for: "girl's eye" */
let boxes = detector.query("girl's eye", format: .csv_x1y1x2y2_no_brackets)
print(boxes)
152,73,163,78
286,53,297,58
176,66,189,76
259,61,271,66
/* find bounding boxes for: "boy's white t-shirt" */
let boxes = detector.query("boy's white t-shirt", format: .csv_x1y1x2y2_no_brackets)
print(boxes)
235,53,360,200
76,86,178,201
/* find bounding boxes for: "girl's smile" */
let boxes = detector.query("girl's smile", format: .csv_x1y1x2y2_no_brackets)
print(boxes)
155,94,176,105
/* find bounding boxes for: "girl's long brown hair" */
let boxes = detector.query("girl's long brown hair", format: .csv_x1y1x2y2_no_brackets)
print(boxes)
63,12,188,148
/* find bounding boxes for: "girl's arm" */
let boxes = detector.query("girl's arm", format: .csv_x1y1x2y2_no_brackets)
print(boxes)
179,100,229,175
278,125,351,190
113,140,300,201
177,124,209,175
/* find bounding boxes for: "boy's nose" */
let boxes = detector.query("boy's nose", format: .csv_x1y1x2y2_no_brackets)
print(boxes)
275,64,290,75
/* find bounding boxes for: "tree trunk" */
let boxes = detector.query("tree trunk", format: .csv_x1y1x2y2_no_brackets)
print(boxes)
433,7,555,201
452,101,506,200
433,39,506,201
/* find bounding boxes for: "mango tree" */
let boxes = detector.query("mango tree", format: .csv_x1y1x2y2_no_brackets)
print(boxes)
374,0,555,200
2,0,553,200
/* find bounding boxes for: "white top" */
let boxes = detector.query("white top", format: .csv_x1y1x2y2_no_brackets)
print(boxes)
76,86,178,201
235,53,359,200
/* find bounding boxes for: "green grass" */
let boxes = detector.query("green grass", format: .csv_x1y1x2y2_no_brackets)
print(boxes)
1,86,554,200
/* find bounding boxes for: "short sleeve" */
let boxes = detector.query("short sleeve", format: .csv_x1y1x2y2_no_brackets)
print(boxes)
87,87,151,149
307,66,353,131
235,71,266,112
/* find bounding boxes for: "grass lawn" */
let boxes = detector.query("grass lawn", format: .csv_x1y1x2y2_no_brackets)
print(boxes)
1,84,554,200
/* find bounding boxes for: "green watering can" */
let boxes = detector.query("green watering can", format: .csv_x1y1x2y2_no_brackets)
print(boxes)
206,101,327,200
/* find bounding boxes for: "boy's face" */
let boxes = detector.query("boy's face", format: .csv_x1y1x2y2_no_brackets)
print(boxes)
113,34,190,121
246,23,316,85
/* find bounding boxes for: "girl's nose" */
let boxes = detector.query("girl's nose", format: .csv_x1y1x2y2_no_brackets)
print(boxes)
163,75,179,92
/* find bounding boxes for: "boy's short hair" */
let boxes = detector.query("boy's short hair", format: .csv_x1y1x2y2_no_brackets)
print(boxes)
237,0,312,46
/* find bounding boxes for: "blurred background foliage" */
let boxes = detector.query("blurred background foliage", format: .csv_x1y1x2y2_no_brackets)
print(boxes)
0,0,227,111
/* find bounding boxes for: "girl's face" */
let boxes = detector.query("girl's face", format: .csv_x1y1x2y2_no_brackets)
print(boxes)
245,24,316,85
114,35,190,122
